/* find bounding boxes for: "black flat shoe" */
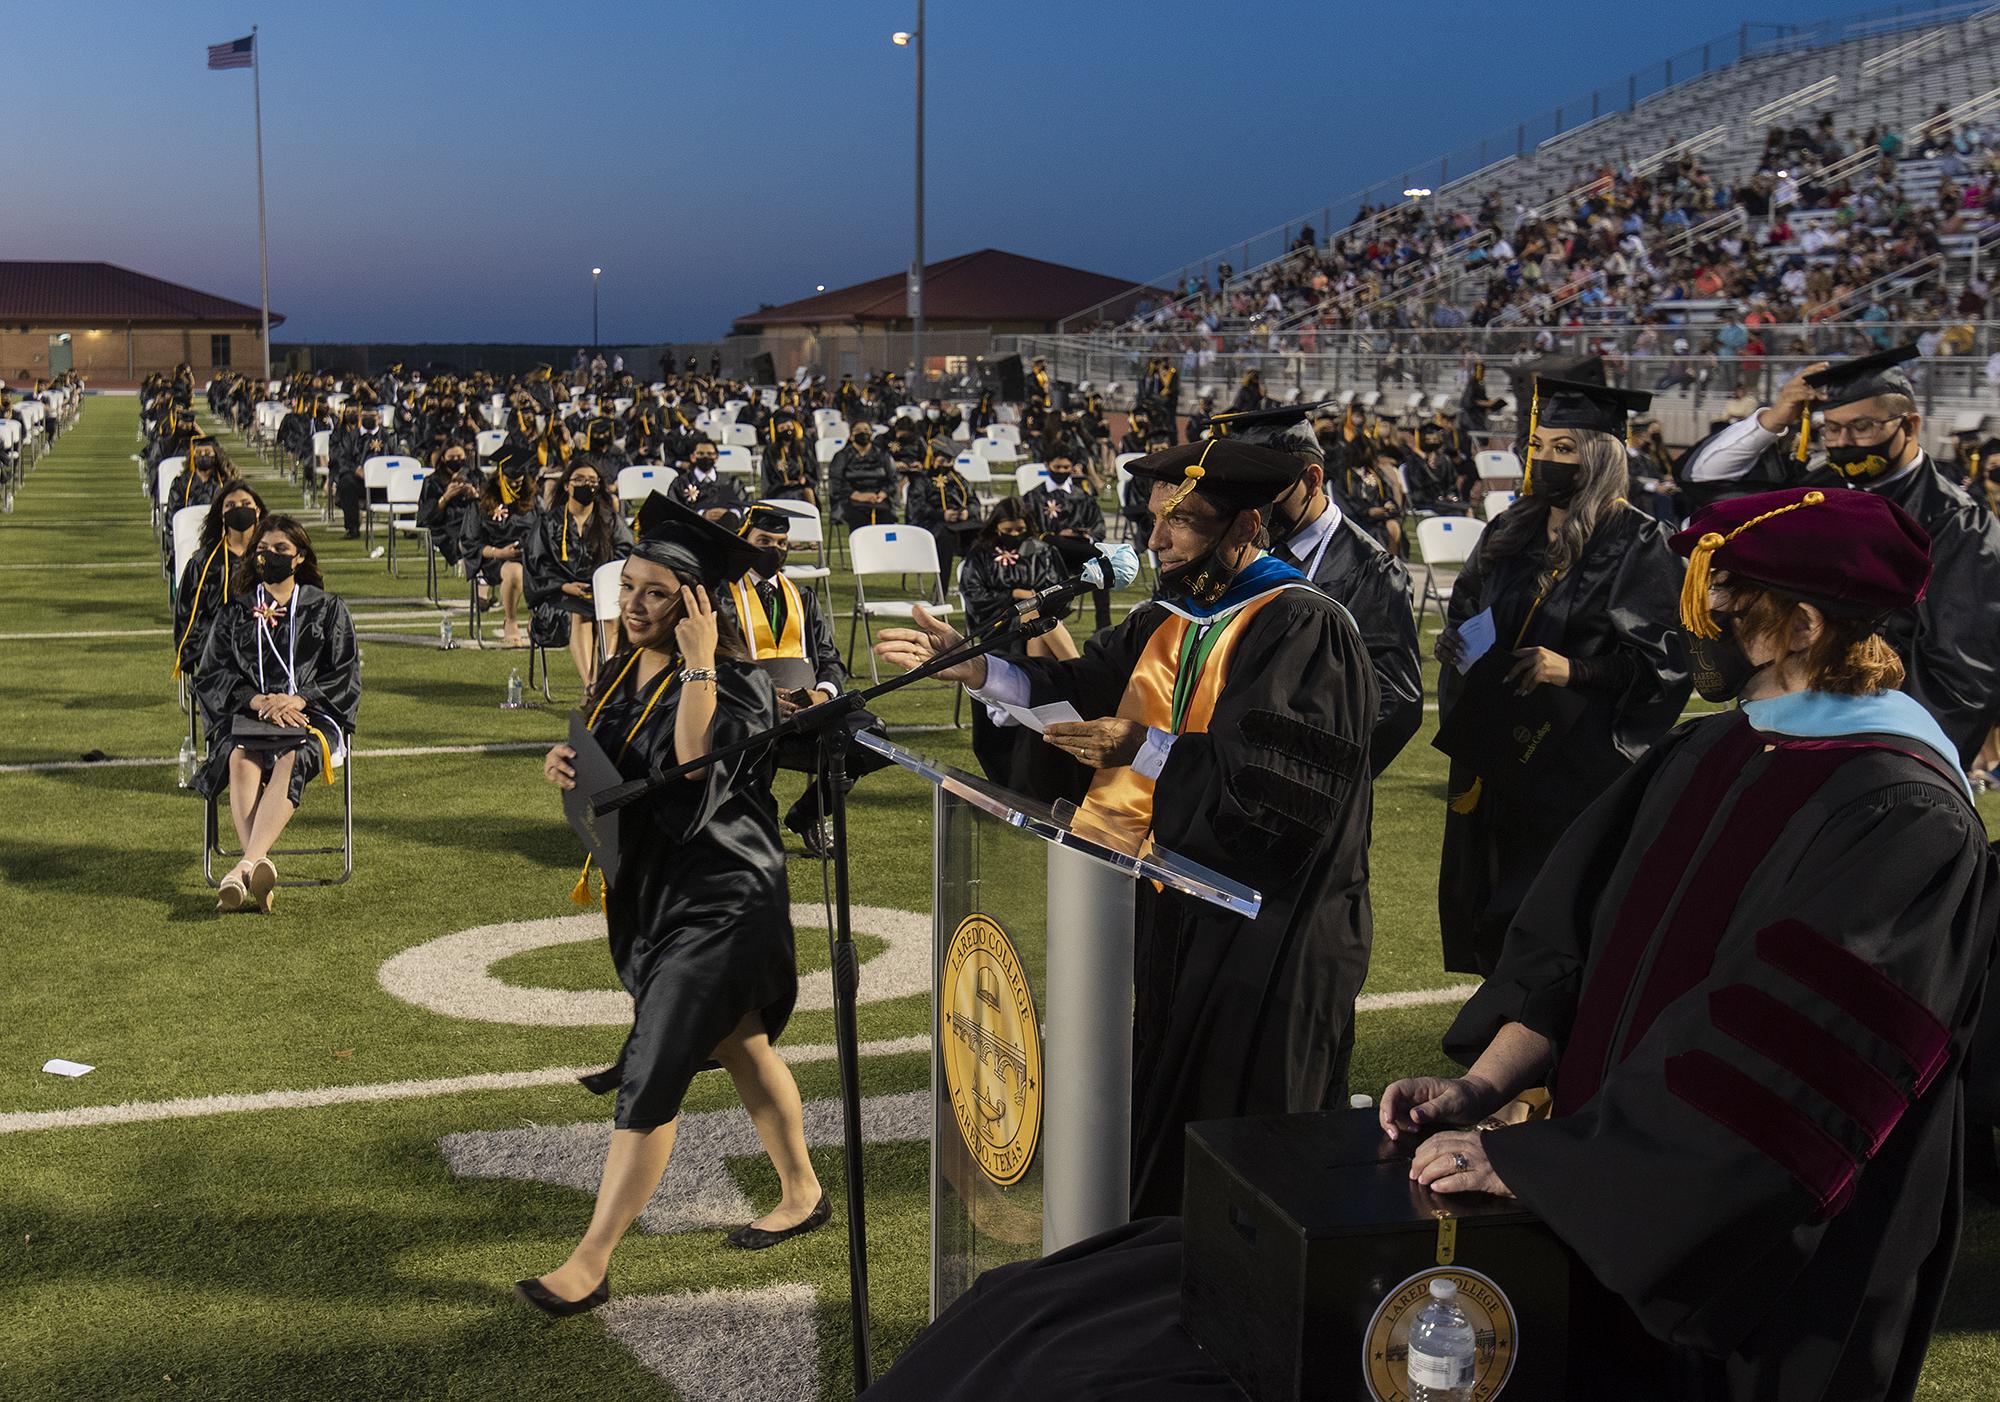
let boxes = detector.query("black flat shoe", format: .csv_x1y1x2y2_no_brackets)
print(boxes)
725,1193,830,1250
513,1272,610,1316
788,816,834,860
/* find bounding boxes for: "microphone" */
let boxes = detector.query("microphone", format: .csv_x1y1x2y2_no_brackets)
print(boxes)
1013,542,1141,618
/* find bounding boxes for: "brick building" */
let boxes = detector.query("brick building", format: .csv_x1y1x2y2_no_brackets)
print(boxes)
0,262,279,388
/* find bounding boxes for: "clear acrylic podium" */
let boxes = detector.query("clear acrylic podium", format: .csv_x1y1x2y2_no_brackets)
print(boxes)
855,732,1260,1316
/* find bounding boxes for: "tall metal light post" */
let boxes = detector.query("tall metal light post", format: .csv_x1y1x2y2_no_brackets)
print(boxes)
591,267,603,349
894,12,924,395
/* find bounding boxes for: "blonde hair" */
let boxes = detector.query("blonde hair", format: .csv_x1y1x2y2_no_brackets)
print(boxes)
1736,588,1905,696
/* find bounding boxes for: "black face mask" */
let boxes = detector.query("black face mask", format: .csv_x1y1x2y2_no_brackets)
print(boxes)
1155,513,1246,607
997,530,1027,545
1824,424,1908,481
570,484,597,506
1685,609,1769,702
752,545,787,576
222,504,258,532
257,551,298,585
1529,458,1583,507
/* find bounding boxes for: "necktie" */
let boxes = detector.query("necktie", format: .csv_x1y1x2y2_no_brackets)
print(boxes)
758,579,782,636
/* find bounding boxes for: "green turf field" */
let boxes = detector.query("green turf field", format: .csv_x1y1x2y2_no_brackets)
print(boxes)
2,398,1995,1398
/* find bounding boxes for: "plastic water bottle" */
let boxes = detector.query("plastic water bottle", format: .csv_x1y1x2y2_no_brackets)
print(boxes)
1406,1277,1476,1401
504,669,524,709
439,614,455,650
176,740,197,789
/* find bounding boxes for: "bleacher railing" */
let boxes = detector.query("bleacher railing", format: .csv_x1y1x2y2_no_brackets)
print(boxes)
1056,0,2000,333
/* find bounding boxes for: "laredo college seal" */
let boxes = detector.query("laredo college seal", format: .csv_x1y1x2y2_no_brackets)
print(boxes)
1362,1267,1519,1401
939,914,1043,1186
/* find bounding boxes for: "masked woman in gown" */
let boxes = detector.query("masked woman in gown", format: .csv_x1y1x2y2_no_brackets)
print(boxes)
192,515,358,915
521,495,826,1317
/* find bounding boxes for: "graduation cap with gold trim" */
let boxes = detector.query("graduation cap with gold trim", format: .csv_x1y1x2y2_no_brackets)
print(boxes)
1205,400,1340,463
1521,377,1652,494
1128,438,1304,516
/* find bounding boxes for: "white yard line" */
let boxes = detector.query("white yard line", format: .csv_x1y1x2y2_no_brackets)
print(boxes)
0,1034,932,1135
0,987,1479,1136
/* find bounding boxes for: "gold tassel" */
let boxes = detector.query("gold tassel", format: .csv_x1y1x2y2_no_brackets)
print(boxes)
1521,384,1539,495
1161,438,1219,515
570,855,594,907
1448,777,1482,814
1679,532,1727,638
1796,410,1811,463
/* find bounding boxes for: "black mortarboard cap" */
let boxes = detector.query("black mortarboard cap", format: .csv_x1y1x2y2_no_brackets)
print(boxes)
631,492,767,587
1535,376,1653,436
1127,439,1303,515
1206,400,1339,464
739,504,795,536
1805,343,1920,409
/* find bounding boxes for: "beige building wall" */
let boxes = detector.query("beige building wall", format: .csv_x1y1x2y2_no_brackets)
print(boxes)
0,325,266,383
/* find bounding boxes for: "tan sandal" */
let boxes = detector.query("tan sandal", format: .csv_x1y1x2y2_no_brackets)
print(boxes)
248,858,278,914
217,869,248,913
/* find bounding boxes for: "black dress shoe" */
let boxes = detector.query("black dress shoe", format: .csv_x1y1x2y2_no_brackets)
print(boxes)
513,1272,610,1316
725,1194,831,1250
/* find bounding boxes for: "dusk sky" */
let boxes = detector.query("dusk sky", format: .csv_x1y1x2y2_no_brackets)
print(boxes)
10,0,1867,343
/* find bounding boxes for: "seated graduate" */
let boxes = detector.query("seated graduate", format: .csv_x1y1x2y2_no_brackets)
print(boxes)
906,441,981,587
760,411,818,505
956,496,1084,792
673,440,749,522
166,434,232,516
525,460,633,686
871,488,2000,1402
415,443,480,568
1022,449,1112,633
880,440,1378,1216
1435,377,1690,977
192,516,359,916
462,445,540,648
524,494,825,1317
173,481,266,681
1212,402,1424,775
1382,485,1999,1400
718,504,879,857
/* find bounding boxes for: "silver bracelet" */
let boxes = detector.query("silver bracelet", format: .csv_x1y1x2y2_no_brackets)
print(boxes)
680,667,718,684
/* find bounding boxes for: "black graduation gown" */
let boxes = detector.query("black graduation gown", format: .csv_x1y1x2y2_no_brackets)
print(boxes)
1445,709,2000,1402
1437,502,1690,975
415,473,476,564
957,540,1083,797
173,543,246,676
166,471,224,517
523,508,632,645
1674,442,2000,766
191,584,360,806
577,658,796,1131
461,500,537,587
1283,511,1422,773
1004,583,1376,1215
760,441,816,500
673,469,747,519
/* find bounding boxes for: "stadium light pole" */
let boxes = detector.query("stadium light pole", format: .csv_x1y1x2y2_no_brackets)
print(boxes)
894,13,924,395
591,267,602,349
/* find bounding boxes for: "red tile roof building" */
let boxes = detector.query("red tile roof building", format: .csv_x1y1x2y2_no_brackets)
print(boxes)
0,261,279,387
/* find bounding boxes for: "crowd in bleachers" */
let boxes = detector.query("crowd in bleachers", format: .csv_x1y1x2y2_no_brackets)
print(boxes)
1109,106,2000,349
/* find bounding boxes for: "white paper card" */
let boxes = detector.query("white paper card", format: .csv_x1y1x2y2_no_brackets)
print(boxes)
1453,608,1497,675
994,700,1084,733
42,1058,94,1077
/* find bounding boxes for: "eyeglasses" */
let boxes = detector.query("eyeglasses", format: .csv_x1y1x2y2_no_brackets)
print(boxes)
1813,414,1905,444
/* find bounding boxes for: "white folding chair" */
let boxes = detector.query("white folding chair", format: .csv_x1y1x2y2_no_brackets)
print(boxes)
758,497,833,608
616,465,676,515
813,409,845,437
383,464,432,575
720,423,758,450
1015,462,1053,496
361,455,421,552
715,444,757,478
846,523,956,684
973,436,1016,465
1414,515,1485,633
476,428,507,462
1474,450,1522,485
983,422,1022,447
816,436,848,467
1481,490,1517,521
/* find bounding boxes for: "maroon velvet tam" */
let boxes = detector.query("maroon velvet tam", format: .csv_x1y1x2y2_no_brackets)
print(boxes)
1670,486,1931,636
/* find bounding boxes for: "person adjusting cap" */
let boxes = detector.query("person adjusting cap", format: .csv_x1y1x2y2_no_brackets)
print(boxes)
1673,484,1931,639
1792,342,1923,464
1127,438,1303,516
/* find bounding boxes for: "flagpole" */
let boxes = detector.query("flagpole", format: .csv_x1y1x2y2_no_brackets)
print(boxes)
251,25,271,385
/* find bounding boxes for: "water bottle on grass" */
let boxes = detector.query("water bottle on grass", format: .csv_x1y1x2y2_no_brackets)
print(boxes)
504,669,524,709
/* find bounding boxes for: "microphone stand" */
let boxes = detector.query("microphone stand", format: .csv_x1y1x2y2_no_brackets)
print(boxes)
593,604,1057,1394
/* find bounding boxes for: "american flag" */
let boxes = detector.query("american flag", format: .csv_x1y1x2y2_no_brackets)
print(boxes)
206,35,254,70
